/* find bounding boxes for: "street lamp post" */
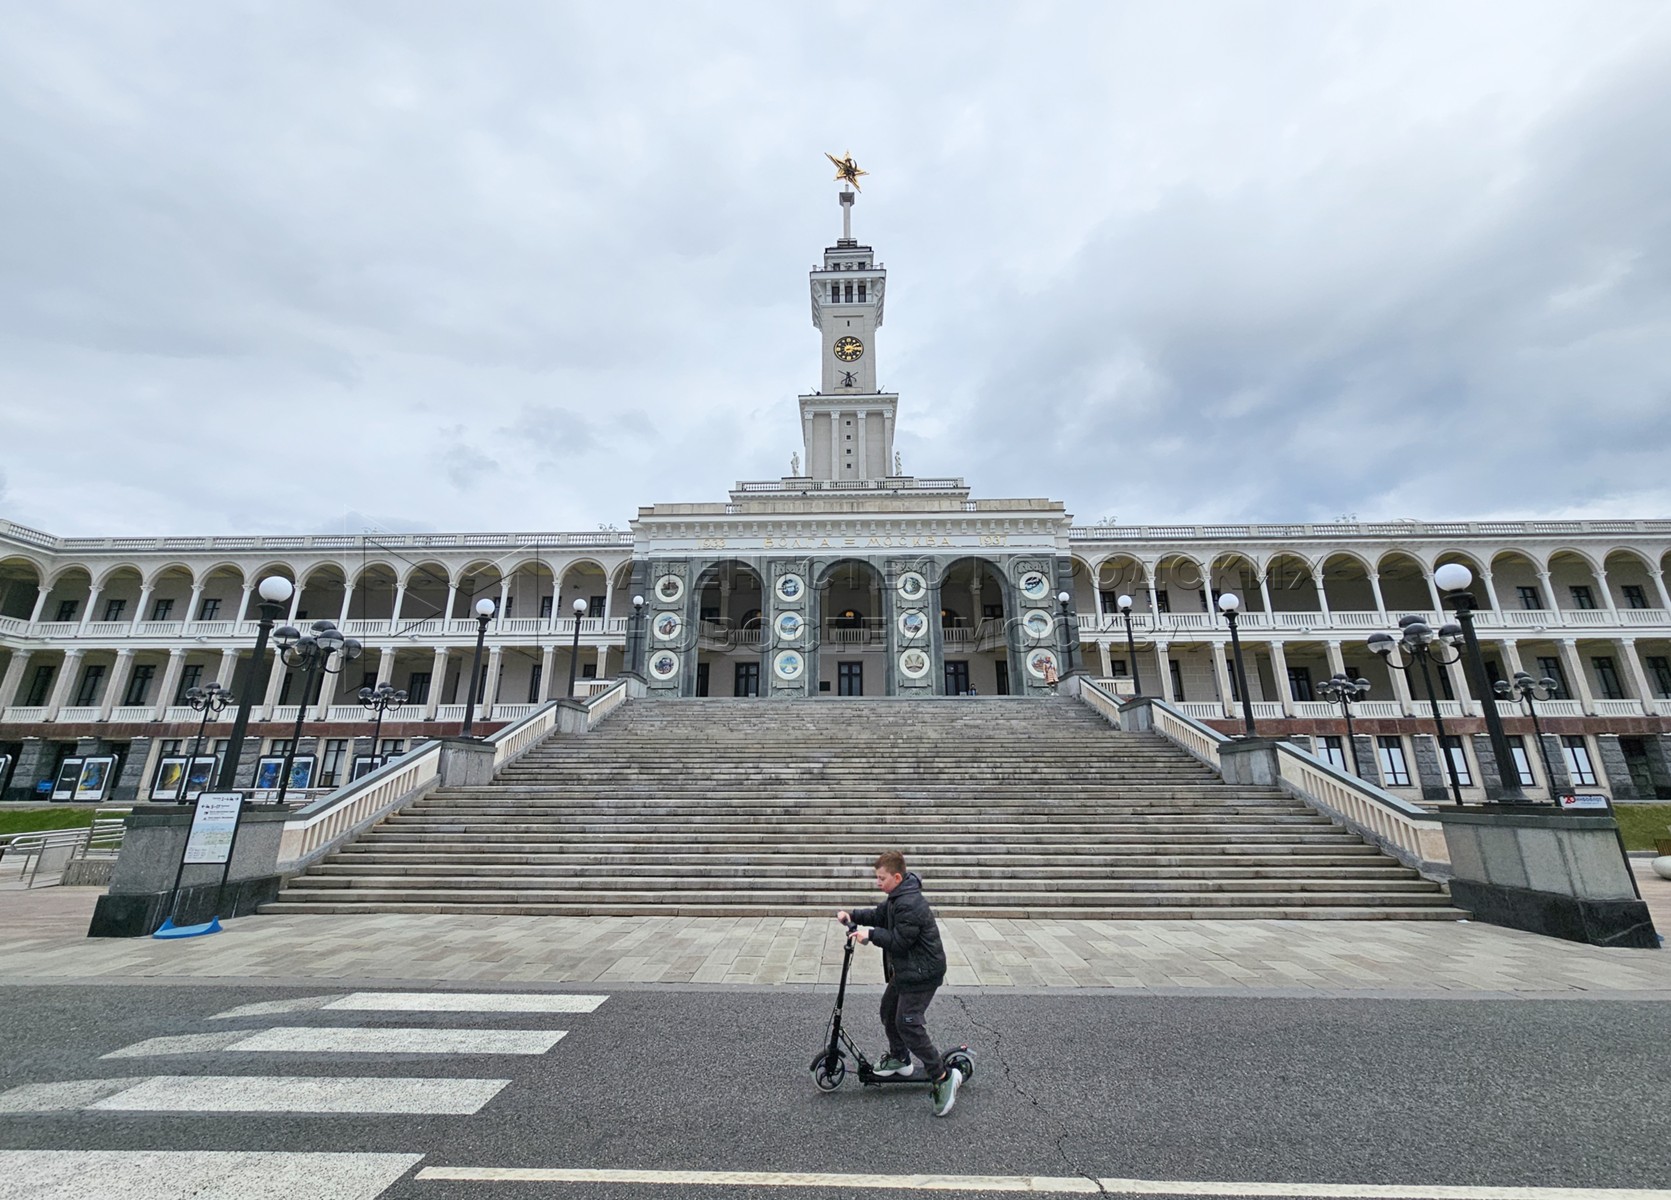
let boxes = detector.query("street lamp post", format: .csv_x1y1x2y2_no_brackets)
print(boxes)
1494,671,1562,803
1056,591,1078,676
1368,617,1467,805
630,595,646,675
216,575,294,792
179,682,233,803
566,597,588,698
1316,673,1372,777
460,598,496,737
1435,562,1527,803
1217,593,1257,737
272,619,363,805
357,681,408,768
1116,595,1143,696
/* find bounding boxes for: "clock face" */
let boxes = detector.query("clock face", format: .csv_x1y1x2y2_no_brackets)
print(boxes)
833,335,864,362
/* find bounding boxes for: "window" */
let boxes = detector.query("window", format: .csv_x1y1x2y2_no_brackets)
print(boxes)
1440,736,1473,787
378,739,405,758
1569,586,1595,610
1287,667,1313,703
1108,659,1128,678
24,665,55,706
843,282,853,302
198,598,221,620
1505,735,1537,787
1591,656,1624,701
176,665,203,703
1622,585,1648,610
151,598,174,621
1317,736,1346,771
527,664,542,703
1536,656,1567,697
102,598,127,622
1648,656,1671,698
320,739,349,787
581,664,598,680
1155,592,1171,613
1517,586,1543,610
123,664,155,706
539,596,553,619
1562,736,1597,786
56,599,78,622
1435,663,1456,702
73,664,106,706
269,738,294,756
590,595,605,617
407,671,431,705
1376,736,1411,787
278,672,294,705
857,282,866,302
1169,660,1185,701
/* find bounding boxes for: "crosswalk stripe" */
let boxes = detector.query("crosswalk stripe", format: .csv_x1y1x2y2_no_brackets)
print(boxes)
0,1149,420,1200
103,1032,246,1059
39,1075,509,1115
325,991,608,1013
226,1026,566,1055
412,1168,1671,1199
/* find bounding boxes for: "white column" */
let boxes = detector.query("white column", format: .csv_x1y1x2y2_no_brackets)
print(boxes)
481,646,503,715
425,647,449,719
1267,641,1293,714
45,650,84,719
1313,571,1331,618
152,649,187,719
77,585,103,634
186,583,205,625
338,583,356,626
1422,570,1443,614
100,650,135,720
539,646,557,703
214,648,237,691
1649,567,1671,612
1535,569,1555,613
444,583,459,625
0,649,32,708
801,413,815,476
596,644,611,679
602,578,615,623
1616,638,1654,704
129,585,154,633
883,410,896,471
260,649,288,719
496,579,510,621
1208,642,1235,714
1385,659,1416,713
390,582,408,633
1478,568,1498,612
375,646,397,687
829,410,841,478
1155,643,1174,701
1324,641,1347,678
1499,639,1526,678
1257,572,1274,615
1557,640,1597,712
1099,641,1115,677
1367,572,1387,615
1595,570,1620,619
285,586,302,625
236,582,255,624
856,411,868,478
27,588,50,626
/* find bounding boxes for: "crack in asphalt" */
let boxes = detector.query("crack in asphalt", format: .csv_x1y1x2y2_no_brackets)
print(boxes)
952,992,1109,1194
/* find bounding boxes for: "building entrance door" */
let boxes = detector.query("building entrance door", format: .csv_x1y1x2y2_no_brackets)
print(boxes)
696,663,710,697
995,661,1009,696
944,661,970,695
838,661,863,696
734,662,760,698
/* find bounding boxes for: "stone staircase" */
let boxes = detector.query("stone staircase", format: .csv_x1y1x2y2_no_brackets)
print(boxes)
263,697,1461,920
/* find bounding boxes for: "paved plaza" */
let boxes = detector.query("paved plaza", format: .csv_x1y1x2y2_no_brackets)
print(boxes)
3,869,1667,997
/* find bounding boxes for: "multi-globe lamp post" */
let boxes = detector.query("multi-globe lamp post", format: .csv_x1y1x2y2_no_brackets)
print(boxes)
272,619,363,804
1494,671,1562,803
460,598,496,737
1433,561,1527,803
215,575,294,792
179,682,233,803
1116,594,1142,696
1216,593,1257,737
357,681,408,767
1315,673,1372,777
1368,616,1468,805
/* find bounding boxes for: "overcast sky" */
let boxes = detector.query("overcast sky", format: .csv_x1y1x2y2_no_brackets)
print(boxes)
2,2,1669,537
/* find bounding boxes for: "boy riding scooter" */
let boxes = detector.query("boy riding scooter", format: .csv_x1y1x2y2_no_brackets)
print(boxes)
836,851,960,1117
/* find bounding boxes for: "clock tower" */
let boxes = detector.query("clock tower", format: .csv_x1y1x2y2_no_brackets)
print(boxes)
799,183,898,481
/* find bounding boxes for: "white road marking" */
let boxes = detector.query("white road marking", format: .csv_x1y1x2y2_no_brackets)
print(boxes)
103,1031,246,1058
209,995,336,1019
325,991,608,1013
0,1149,420,1200
0,1079,146,1114
413,1167,1671,1199
86,1074,509,1114
226,1025,567,1055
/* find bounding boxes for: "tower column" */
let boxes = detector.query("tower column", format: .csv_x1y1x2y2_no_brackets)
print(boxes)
829,411,841,478
857,411,868,479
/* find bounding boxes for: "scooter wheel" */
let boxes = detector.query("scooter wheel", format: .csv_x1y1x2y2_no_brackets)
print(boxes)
946,1051,973,1082
812,1058,847,1091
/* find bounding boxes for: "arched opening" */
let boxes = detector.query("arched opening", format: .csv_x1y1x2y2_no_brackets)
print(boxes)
1264,552,1323,613
693,560,766,697
1546,549,1605,614
41,568,92,627
816,559,886,697
1490,550,1543,613
0,557,43,621
296,564,348,626
90,566,143,628
349,563,399,623
1318,552,1378,615
1603,549,1663,613
1375,552,1432,614
399,560,452,628
1153,554,1208,616
1433,551,1491,609
939,557,1012,696
194,564,246,624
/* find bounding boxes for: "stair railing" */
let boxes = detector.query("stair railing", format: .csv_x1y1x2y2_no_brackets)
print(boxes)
1083,683,1451,880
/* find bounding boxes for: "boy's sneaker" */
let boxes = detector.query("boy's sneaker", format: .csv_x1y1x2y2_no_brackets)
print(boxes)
874,1054,914,1077
931,1068,961,1117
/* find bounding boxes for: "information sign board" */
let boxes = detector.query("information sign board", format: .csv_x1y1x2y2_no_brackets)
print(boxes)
183,792,245,864
1558,793,1610,811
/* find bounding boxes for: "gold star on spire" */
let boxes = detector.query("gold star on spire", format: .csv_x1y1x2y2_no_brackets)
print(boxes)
825,150,867,192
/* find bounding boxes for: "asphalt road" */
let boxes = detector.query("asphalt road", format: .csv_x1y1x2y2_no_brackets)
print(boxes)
0,980,1666,1199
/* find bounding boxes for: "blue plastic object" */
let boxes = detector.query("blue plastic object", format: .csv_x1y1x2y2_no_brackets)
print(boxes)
152,916,223,939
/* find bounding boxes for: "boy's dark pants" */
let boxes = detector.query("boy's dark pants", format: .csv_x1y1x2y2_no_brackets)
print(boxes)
880,982,941,1077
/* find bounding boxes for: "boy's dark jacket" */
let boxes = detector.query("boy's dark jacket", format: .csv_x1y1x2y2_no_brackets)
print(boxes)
851,872,947,991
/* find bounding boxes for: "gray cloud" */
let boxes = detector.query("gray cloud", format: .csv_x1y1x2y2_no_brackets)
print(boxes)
1,2,1668,535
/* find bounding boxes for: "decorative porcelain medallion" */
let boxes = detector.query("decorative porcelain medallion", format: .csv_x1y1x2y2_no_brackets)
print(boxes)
1019,570,1050,601
896,571,927,601
775,573,805,603
654,574,684,603
897,610,928,640
1025,648,1058,679
898,648,931,680
1022,609,1054,639
775,611,804,641
652,611,682,642
648,650,680,681
773,649,805,681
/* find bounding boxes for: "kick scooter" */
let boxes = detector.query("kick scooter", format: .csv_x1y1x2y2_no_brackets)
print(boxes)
809,921,973,1092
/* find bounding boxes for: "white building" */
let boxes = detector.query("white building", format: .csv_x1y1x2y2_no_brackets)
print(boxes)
4,186,1670,806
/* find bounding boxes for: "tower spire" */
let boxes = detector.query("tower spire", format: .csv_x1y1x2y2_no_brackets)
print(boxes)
839,187,855,245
